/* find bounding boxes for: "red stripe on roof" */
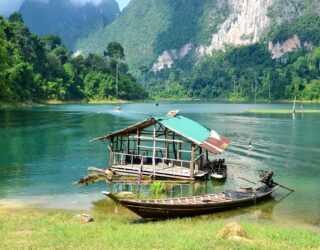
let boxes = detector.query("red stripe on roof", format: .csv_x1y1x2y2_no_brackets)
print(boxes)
200,143,221,155
204,137,230,151
219,135,231,145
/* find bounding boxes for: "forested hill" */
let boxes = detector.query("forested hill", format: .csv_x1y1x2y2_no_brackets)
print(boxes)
19,0,120,49
77,0,225,73
0,14,148,104
147,13,320,101
78,0,320,101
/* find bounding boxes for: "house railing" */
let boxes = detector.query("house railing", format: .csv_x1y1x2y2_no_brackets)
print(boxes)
112,152,203,175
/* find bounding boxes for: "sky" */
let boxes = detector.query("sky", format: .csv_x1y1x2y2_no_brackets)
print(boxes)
0,0,131,17
117,0,130,10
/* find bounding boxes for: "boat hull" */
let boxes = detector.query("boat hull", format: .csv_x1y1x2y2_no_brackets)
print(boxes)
103,186,278,219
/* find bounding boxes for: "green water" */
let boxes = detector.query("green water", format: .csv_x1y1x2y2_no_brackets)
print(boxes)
0,102,319,228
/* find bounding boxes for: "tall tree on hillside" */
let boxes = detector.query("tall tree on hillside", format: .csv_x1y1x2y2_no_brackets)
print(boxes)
104,42,125,60
139,65,149,87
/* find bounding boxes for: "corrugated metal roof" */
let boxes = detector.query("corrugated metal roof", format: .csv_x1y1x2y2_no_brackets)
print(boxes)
92,113,231,154
157,114,230,154
157,115,210,144
91,118,156,141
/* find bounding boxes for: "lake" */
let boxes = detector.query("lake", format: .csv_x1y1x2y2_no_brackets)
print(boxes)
0,102,319,229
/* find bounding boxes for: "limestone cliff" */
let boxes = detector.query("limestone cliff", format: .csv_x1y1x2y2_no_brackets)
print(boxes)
77,0,317,73
198,0,274,55
153,0,276,71
269,35,315,59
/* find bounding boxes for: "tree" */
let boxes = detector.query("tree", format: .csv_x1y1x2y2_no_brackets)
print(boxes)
104,42,125,60
42,35,62,50
139,65,149,87
8,12,24,23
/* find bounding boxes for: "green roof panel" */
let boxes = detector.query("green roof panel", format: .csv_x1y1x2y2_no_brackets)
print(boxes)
157,115,211,144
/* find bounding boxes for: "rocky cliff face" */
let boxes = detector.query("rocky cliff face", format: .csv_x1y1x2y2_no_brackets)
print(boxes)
77,0,315,73
153,0,276,71
198,0,273,55
269,35,315,59
268,35,301,59
152,0,305,72
152,44,194,72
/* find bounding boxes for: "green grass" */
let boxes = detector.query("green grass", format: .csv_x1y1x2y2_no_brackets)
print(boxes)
248,110,320,114
0,209,319,249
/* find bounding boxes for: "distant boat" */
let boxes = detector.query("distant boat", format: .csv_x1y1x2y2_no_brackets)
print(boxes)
103,172,279,219
113,105,121,111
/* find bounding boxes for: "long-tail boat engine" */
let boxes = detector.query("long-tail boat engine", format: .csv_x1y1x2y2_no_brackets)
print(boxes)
260,170,274,187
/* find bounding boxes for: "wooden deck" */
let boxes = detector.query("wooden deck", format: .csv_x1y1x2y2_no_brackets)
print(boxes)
110,163,209,180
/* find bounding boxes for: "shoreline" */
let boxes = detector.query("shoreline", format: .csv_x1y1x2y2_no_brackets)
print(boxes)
2,98,320,108
1,194,319,233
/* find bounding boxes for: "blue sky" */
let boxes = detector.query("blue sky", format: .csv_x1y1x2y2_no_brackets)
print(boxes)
0,0,131,16
117,0,130,10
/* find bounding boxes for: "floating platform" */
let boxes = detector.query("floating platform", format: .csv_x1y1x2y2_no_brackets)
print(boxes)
92,111,231,180
110,163,209,180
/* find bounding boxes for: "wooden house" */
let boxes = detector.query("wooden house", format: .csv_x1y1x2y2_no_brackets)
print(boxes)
92,111,231,180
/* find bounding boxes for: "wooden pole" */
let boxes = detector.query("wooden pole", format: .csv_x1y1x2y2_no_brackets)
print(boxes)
165,128,169,159
254,77,257,104
178,141,181,160
273,181,295,192
198,147,202,171
152,124,156,171
137,129,141,155
292,96,297,113
238,177,256,185
110,137,114,167
115,136,118,152
172,133,177,159
126,133,130,154
190,144,195,178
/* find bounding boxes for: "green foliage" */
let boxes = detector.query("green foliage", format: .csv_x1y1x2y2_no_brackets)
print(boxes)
147,11,320,101
150,181,166,197
8,12,24,23
77,0,319,102
0,16,148,104
269,14,320,45
148,42,320,101
301,79,320,100
77,0,229,74
104,42,125,60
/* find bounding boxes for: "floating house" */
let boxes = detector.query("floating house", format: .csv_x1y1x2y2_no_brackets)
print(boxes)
92,111,231,180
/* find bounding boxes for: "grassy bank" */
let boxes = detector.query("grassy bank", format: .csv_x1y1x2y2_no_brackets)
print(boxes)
0,209,319,249
249,110,320,114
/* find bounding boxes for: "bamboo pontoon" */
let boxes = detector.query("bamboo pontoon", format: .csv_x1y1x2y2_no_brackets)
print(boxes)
92,110,231,180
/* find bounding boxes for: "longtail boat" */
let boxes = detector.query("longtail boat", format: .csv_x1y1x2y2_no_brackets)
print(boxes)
103,171,280,219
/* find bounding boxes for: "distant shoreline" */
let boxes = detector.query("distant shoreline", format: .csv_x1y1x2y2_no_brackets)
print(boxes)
1,98,320,107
